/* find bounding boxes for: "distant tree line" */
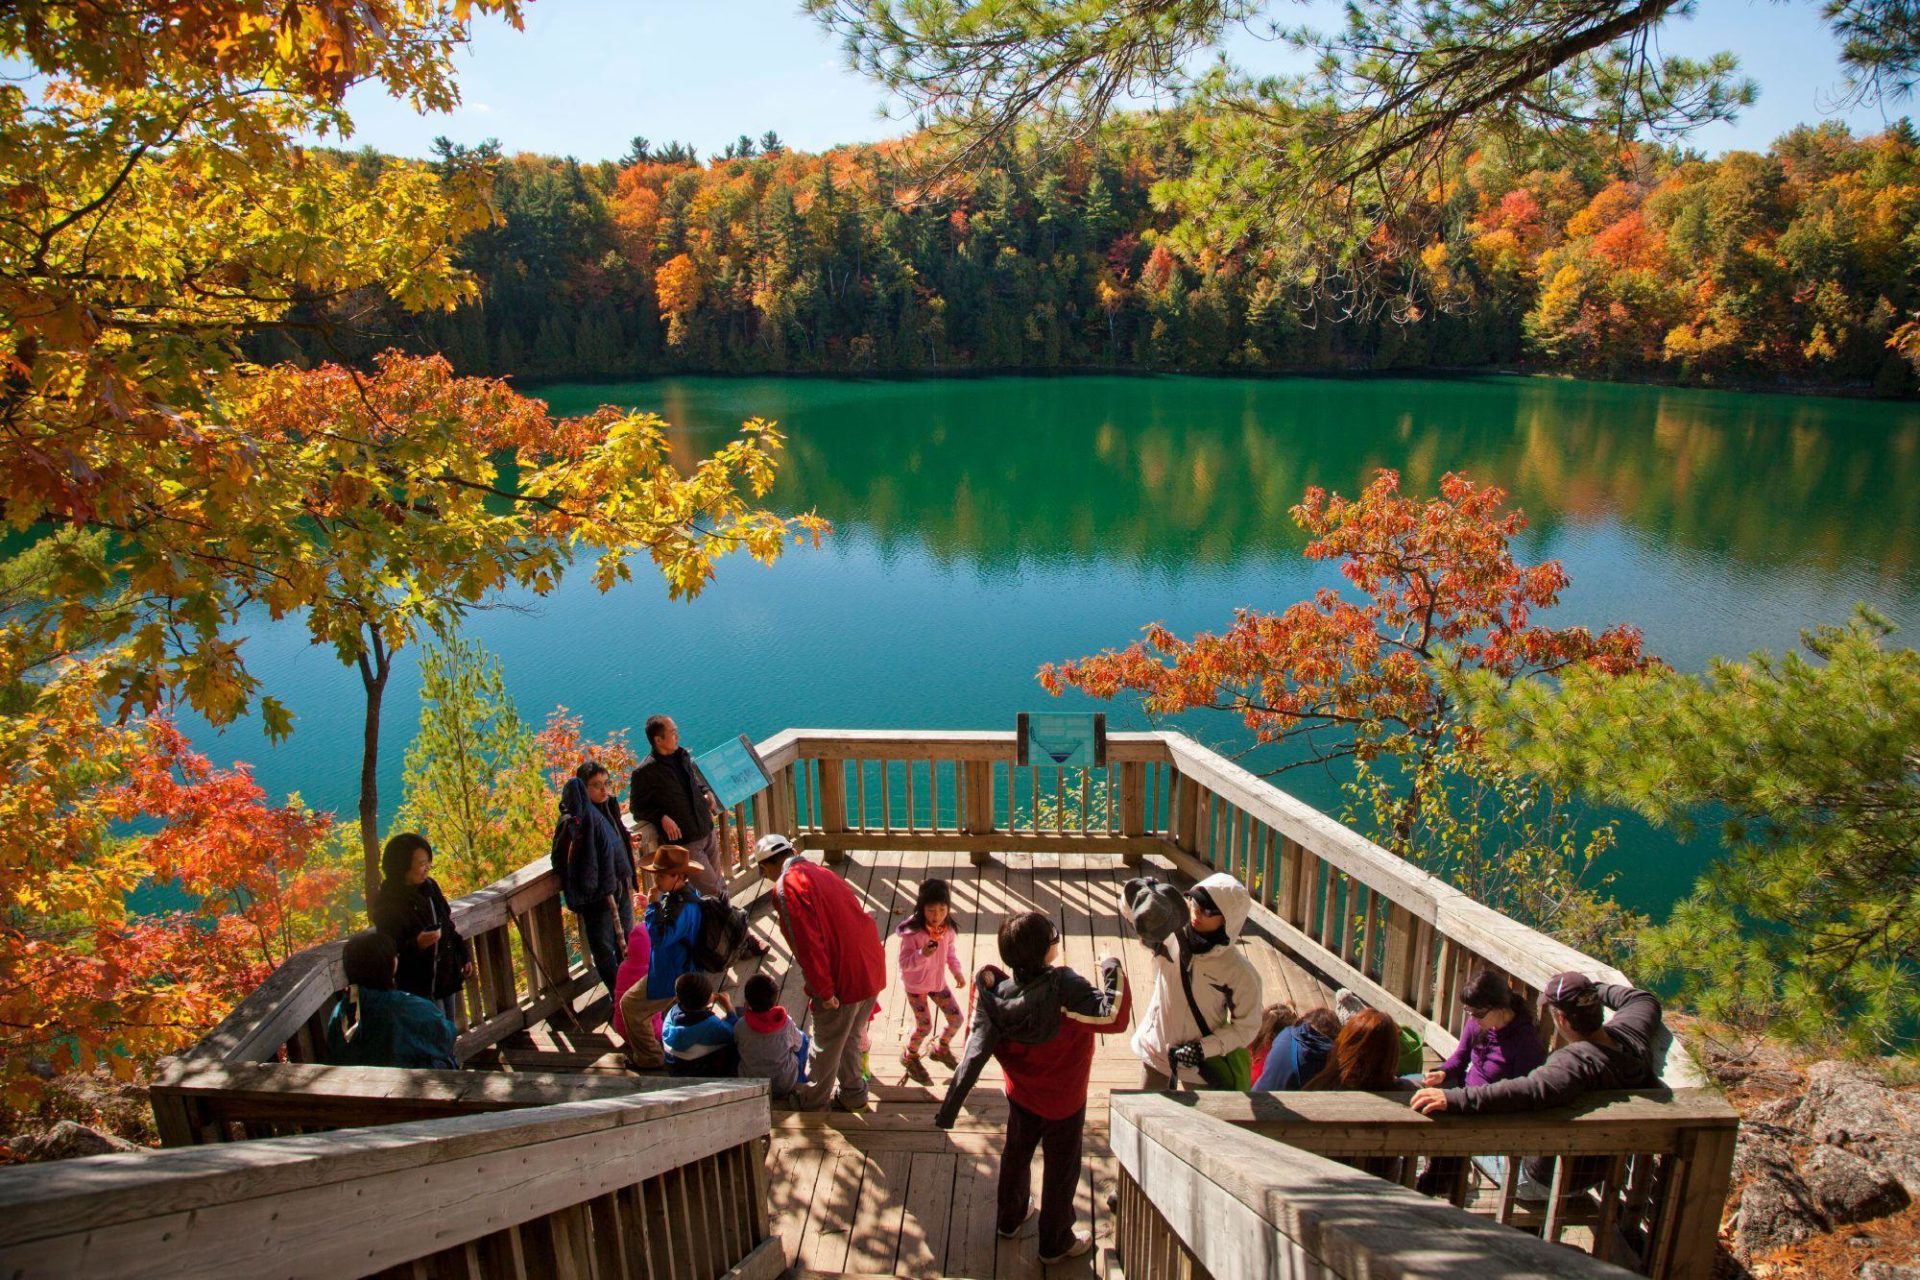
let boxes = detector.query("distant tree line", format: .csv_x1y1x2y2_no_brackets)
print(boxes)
276,119,1920,395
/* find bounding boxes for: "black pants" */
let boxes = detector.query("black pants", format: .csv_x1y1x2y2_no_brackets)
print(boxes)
999,1099,1085,1258
577,894,633,995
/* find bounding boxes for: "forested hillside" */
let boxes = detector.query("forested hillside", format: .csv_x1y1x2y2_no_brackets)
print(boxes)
286,120,1920,394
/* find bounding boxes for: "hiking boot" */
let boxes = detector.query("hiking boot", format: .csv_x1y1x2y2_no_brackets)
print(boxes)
1039,1234,1092,1264
930,1040,958,1066
997,1202,1037,1238
832,1090,870,1113
742,936,771,959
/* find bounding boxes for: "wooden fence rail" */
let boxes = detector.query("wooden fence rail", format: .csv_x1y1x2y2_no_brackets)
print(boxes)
0,1082,780,1280
1111,1091,1646,1280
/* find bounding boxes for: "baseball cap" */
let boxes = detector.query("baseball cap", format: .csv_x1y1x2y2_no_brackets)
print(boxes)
754,832,797,864
1542,971,1600,1009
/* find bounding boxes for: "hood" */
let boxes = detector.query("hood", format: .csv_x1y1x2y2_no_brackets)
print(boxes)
1193,872,1251,940
744,1007,790,1035
560,776,590,818
976,968,1063,1046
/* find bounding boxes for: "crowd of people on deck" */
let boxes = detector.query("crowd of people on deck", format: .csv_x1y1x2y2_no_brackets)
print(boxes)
324,711,1672,1265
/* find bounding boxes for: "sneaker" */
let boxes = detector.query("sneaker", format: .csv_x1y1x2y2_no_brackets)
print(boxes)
1039,1234,1093,1264
930,1041,958,1066
900,1047,920,1067
997,1202,1037,1238
1334,987,1368,1024
832,1091,870,1113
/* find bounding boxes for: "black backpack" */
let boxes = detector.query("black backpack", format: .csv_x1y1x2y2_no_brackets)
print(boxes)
690,897,750,973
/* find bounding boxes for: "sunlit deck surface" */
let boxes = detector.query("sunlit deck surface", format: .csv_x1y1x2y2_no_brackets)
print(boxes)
471,850,1333,1279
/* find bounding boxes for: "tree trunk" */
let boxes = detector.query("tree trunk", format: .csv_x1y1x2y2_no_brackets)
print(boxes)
357,625,392,906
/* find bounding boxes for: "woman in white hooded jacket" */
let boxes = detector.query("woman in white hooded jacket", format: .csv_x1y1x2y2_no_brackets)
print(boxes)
1131,872,1264,1088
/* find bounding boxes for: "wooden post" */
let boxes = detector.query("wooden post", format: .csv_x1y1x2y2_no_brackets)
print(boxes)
1650,1124,1737,1280
818,758,848,865
1173,772,1200,855
1120,761,1146,866
963,760,995,867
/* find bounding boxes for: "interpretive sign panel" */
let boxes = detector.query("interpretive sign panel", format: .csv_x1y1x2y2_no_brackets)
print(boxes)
1016,712,1108,769
695,734,774,810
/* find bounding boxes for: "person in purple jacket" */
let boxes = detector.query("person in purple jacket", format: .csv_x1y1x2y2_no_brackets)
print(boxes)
1413,971,1545,1196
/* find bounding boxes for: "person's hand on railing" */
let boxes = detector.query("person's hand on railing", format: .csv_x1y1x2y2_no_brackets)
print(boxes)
1422,1069,1446,1087
1409,1087,1449,1114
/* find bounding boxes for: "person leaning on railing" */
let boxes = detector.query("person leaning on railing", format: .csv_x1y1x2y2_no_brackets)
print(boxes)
1409,971,1666,1198
560,764,638,996
324,931,459,1070
629,715,728,900
368,832,472,1021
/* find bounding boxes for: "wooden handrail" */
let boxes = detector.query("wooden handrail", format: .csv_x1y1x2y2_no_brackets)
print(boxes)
0,1081,779,1280
1111,1091,1641,1279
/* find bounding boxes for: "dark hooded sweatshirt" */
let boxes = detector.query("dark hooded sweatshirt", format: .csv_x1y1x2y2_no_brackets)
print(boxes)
936,958,1131,1126
559,776,635,910
1442,984,1663,1114
368,849,470,1003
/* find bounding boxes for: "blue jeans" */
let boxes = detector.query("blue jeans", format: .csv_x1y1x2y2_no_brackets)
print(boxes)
578,892,634,995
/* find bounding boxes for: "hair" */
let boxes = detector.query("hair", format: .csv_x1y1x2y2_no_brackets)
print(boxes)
1298,1006,1342,1041
1251,1003,1297,1053
674,971,713,1013
342,931,398,989
1557,998,1606,1036
577,760,609,783
744,973,779,1014
1461,970,1533,1026
379,832,432,885
644,714,673,747
904,878,955,933
1304,1009,1402,1090
997,911,1059,980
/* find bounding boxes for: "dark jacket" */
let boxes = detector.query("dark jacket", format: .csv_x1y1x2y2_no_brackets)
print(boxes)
369,875,469,1002
561,777,635,910
938,958,1131,1126
645,887,707,1000
1443,984,1663,1114
630,748,716,844
324,986,458,1070
1252,1020,1334,1092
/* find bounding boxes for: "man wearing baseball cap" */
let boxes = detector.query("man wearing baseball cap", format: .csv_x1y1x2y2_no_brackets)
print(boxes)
1409,970,1667,1195
754,833,886,1112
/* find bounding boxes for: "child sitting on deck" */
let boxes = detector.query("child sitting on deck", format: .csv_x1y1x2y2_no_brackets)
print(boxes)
733,973,810,1098
895,878,966,1066
937,911,1130,1266
325,931,459,1070
663,973,740,1077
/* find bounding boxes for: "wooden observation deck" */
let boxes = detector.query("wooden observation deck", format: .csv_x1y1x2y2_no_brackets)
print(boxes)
0,731,1737,1280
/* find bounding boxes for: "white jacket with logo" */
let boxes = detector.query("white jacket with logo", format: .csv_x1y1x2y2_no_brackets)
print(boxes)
1130,873,1264,1083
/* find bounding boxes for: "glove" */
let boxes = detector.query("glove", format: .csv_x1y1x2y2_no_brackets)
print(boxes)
1169,1040,1206,1074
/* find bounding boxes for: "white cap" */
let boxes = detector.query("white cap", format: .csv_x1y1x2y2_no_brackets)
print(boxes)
755,833,796,863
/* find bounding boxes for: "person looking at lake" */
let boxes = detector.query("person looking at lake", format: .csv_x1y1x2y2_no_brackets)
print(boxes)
368,832,472,1021
1133,873,1262,1088
325,931,458,1070
560,764,637,997
895,877,966,1066
1410,971,1667,1198
754,832,885,1112
629,714,728,899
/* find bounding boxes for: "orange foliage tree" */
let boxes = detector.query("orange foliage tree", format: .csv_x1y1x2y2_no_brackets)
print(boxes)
1039,470,1656,845
537,708,640,795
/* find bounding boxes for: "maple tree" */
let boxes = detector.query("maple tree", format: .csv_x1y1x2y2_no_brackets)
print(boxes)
1039,470,1655,847
537,708,640,795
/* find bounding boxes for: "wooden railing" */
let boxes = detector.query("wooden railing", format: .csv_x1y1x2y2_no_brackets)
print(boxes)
1111,1091,1642,1280
0,1081,780,1280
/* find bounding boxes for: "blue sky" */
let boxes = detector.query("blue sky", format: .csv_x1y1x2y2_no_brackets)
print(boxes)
323,0,1912,162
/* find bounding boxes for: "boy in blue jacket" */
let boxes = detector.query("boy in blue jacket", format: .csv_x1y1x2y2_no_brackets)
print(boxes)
663,973,740,1076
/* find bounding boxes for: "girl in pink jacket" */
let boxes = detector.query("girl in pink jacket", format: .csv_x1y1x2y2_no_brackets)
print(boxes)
895,879,966,1064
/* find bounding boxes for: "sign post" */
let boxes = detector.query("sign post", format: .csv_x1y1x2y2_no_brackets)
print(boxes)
1016,712,1108,769
694,734,774,811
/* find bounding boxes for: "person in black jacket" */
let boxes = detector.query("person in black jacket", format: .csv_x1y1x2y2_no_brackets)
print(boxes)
1409,971,1665,1197
368,832,472,1020
629,715,727,898
561,764,637,995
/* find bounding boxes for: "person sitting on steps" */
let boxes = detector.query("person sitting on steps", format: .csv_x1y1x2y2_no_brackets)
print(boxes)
325,931,459,1070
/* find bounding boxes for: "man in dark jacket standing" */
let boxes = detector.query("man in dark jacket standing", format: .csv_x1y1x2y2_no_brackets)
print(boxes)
754,833,885,1112
1409,971,1665,1195
561,768,636,995
630,715,727,899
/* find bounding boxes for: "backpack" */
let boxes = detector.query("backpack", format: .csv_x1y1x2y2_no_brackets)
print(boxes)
690,897,750,973
549,811,583,882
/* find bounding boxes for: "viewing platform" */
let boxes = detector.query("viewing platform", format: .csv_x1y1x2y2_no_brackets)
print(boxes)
0,730,1736,1280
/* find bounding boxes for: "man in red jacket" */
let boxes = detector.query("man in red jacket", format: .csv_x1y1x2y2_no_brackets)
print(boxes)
754,834,886,1111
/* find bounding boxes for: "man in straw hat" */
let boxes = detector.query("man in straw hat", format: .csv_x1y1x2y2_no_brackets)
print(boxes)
619,844,712,1071
754,833,886,1112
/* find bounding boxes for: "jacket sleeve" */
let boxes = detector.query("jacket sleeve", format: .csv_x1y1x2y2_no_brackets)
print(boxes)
1252,1026,1296,1090
1060,959,1131,1033
1597,984,1662,1058
689,756,718,808
946,933,966,986
1444,1048,1600,1114
1439,1022,1474,1085
369,893,422,950
1195,955,1263,1060
774,877,838,1003
630,764,667,827
935,969,1005,1129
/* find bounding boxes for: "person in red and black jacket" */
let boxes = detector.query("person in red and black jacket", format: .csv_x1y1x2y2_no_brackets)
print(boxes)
936,910,1131,1266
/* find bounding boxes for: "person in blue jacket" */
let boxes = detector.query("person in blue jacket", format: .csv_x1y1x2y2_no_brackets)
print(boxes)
663,973,740,1076
560,766,636,996
325,931,459,1070
1252,1005,1340,1091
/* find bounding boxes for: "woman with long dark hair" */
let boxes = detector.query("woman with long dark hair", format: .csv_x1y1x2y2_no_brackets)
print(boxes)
368,832,472,1021
1303,1008,1405,1090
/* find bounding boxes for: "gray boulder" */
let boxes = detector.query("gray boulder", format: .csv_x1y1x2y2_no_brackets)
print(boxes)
6,1120,140,1161
1802,1144,1909,1225
1799,1061,1920,1199
1858,1264,1920,1280
1732,1164,1824,1260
